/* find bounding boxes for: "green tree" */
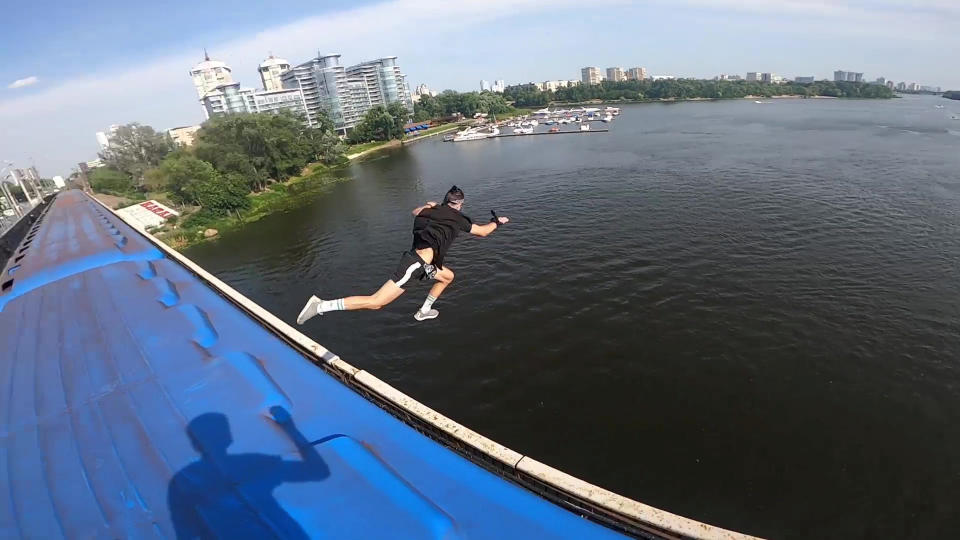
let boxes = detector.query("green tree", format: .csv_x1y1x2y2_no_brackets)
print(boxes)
193,111,337,189
98,123,175,188
156,154,220,206
348,105,398,143
88,167,136,195
189,172,250,215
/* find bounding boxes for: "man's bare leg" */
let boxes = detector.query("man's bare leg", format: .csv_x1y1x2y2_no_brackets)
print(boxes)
415,267,454,321
297,281,404,324
343,281,405,310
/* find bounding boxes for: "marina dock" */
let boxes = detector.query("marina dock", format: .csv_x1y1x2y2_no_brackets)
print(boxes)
493,128,610,137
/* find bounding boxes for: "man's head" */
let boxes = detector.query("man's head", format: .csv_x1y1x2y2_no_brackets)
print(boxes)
443,185,465,210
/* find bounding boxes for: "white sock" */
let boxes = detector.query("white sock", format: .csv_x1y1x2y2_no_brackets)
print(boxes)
419,295,437,314
319,298,345,313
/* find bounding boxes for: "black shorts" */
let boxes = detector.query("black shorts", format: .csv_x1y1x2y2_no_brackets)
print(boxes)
390,251,436,288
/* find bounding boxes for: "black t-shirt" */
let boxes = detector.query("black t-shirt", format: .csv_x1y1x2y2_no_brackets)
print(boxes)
412,205,472,268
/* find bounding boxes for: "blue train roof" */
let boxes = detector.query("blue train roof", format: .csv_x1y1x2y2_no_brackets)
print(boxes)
0,192,755,540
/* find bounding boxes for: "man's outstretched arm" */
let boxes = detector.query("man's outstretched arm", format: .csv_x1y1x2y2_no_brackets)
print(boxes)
470,216,509,237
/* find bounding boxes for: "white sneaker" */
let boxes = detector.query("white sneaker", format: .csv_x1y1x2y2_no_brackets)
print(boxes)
414,309,439,321
297,296,323,325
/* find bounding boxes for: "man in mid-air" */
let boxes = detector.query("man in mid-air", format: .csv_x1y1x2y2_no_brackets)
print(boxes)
296,185,509,324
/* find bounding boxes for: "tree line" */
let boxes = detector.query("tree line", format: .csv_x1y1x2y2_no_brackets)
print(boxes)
503,79,894,106
89,111,344,224
413,91,513,121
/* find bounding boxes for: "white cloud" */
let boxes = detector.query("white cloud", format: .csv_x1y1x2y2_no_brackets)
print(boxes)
7,76,38,89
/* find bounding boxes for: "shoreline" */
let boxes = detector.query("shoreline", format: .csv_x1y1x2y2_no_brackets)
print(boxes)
542,94,873,107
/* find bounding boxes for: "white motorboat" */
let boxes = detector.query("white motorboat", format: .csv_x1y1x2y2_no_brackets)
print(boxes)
453,127,497,142
513,126,534,135
580,124,590,131
601,114,613,122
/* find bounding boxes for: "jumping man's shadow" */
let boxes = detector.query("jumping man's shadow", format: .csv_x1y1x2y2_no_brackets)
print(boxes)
167,407,329,539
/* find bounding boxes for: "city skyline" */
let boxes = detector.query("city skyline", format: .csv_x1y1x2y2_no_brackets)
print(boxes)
2,0,959,175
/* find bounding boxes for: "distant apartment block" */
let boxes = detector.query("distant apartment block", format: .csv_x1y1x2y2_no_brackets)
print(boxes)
167,125,201,147
581,67,602,85
794,76,815,83
606,67,625,82
760,72,774,83
896,82,906,91
258,55,291,91
908,82,921,91
834,70,864,82
480,80,491,92
885,81,895,90
746,72,759,82
493,80,505,93
626,67,647,80
412,83,436,103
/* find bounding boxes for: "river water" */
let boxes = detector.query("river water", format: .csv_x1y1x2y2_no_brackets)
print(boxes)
187,95,960,539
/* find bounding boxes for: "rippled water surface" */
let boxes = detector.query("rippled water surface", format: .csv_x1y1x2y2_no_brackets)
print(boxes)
187,95,960,539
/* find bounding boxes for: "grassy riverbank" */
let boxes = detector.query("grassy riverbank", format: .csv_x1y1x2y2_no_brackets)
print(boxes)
345,121,463,160
111,161,350,249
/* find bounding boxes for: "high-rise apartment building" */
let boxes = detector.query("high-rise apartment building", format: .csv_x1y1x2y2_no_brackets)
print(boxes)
581,67,602,85
794,76,815,84
480,80,491,92
345,56,413,113
190,51,235,99
896,82,906,91
760,72,774,83
493,80,505,93
200,82,307,119
606,67,625,82
282,53,355,132
258,55,291,91
746,72,759,82
626,67,647,81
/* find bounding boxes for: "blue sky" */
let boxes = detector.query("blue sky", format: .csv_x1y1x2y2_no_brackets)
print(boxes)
2,0,958,176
